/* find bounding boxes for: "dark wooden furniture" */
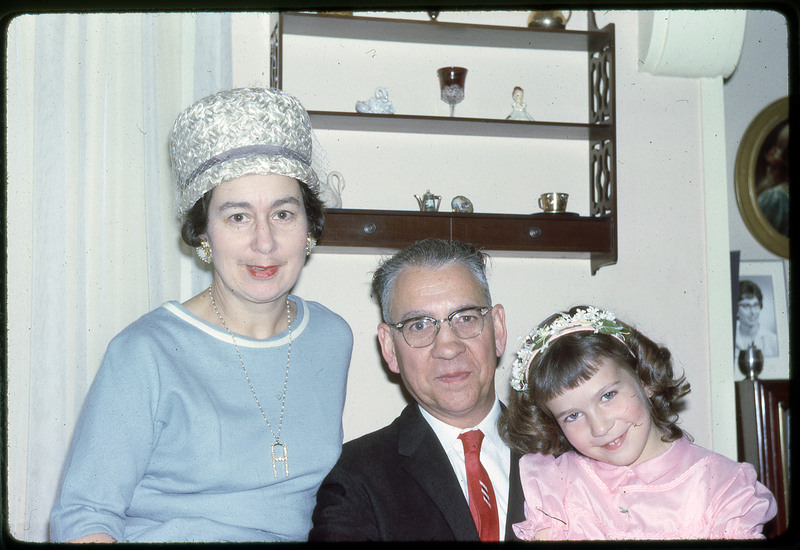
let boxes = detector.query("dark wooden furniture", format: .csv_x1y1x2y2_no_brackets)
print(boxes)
316,208,612,258
736,379,790,537
270,12,617,274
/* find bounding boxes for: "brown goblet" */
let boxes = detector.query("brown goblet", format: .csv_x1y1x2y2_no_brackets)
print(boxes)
437,66,468,117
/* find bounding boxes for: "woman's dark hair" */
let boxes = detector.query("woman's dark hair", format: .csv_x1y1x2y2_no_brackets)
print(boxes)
499,306,691,457
180,178,325,248
738,279,764,308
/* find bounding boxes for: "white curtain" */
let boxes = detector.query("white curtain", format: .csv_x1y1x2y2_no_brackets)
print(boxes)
5,12,232,541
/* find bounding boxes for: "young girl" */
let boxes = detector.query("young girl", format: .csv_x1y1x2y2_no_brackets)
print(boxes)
500,306,776,540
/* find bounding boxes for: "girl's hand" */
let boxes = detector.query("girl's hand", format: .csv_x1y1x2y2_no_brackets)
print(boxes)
534,528,551,540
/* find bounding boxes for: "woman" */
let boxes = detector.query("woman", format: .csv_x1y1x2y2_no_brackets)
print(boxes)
49,88,353,542
735,279,778,357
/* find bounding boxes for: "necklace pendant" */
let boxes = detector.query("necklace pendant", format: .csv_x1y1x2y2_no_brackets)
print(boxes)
271,443,289,478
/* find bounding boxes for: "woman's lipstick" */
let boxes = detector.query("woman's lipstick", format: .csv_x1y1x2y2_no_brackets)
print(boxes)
247,265,279,278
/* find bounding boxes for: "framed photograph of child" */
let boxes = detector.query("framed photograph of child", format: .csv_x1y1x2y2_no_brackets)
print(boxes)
734,97,789,259
734,260,790,378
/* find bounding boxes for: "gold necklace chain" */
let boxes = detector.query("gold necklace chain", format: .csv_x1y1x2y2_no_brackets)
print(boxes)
208,286,292,478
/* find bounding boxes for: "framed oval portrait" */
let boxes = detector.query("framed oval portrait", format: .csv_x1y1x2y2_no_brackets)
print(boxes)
734,97,789,258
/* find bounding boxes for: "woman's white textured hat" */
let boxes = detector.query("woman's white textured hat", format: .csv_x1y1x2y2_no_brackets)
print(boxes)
169,87,319,217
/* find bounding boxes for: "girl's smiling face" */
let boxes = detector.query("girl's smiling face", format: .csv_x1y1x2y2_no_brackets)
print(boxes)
544,359,671,466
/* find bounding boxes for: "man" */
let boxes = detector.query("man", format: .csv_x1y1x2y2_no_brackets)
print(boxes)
310,239,525,541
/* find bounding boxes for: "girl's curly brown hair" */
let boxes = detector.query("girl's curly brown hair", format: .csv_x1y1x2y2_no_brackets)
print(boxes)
499,306,691,457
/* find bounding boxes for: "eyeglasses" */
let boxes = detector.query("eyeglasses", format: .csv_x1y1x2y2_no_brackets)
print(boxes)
391,306,492,348
738,302,762,311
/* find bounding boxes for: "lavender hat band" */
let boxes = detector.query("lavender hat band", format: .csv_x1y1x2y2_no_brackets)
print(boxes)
186,144,311,187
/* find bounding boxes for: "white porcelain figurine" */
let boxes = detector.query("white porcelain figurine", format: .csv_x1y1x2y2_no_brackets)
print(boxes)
319,171,346,209
506,86,535,121
356,87,395,114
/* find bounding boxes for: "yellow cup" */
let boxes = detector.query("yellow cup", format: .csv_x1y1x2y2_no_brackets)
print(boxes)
538,192,569,212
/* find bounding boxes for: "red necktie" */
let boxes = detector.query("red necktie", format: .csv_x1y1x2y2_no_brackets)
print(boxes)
458,429,499,541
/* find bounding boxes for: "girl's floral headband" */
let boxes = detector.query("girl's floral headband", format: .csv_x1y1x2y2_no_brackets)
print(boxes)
510,307,631,392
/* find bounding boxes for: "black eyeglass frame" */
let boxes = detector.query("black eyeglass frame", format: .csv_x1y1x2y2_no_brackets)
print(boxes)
391,305,493,348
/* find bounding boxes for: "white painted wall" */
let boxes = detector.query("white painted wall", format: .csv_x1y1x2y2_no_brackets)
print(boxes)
723,10,791,382
231,10,750,454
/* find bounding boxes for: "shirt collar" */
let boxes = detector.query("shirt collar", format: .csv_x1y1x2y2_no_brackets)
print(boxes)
587,436,684,488
419,400,504,453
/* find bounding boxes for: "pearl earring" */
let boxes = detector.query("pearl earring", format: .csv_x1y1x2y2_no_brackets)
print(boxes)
196,240,213,264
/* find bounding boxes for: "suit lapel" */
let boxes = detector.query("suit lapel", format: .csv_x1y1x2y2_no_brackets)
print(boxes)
396,405,479,541
505,449,526,540
499,401,526,540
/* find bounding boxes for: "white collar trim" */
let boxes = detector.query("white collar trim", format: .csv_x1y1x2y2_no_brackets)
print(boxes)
162,296,309,348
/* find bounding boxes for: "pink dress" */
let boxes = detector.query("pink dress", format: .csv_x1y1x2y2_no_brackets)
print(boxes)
514,437,777,540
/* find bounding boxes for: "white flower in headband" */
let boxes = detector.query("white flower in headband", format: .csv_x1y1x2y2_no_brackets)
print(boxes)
510,307,630,392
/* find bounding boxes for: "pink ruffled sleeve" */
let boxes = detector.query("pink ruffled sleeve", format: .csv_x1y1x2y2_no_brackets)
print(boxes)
512,453,571,541
707,460,778,539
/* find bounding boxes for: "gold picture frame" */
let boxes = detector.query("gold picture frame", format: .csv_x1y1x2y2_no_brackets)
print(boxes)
734,97,789,258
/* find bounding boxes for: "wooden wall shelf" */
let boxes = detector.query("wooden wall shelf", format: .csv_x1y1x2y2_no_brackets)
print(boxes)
317,209,614,267
308,111,613,141
271,12,617,274
277,12,611,52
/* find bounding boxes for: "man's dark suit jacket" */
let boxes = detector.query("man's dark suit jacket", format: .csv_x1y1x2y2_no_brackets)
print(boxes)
310,403,526,541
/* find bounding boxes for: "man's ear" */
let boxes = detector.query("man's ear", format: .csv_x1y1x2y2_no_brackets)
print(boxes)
491,304,508,358
377,323,400,374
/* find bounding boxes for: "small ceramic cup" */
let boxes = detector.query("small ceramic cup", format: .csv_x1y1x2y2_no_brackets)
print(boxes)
538,192,569,212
